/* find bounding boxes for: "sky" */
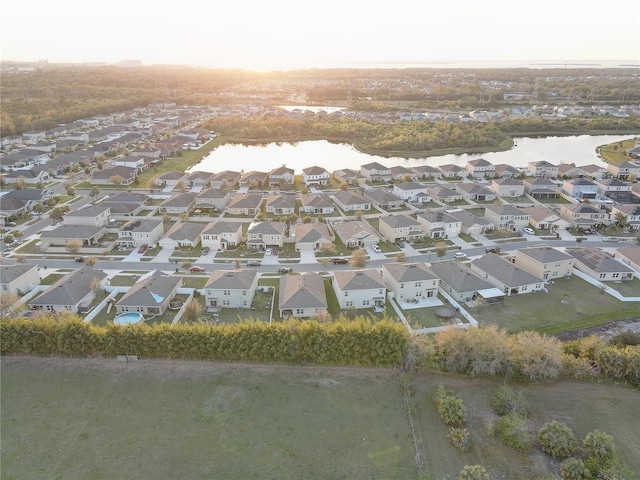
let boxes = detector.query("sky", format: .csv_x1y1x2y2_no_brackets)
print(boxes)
2,0,639,70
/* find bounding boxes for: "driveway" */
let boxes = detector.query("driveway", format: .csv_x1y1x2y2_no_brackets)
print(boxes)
298,250,317,264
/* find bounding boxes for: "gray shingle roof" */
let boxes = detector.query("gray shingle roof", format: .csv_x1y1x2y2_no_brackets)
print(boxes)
567,247,635,274
40,225,104,239
205,270,257,290
429,261,495,293
117,271,182,307
279,273,327,310
380,214,420,229
29,266,106,307
384,262,437,283
471,253,541,286
334,269,385,291
0,264,38,285
516,246,573,264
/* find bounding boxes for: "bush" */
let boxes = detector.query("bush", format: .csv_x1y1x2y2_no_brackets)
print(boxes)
433,384,467,427
448,427,471,453
490,383,528,416
537,420,577,458
510,330,563,382
609,331,640,348
583,430,616,462
495,411,535,452
560,457,589,480
459,465,489,480
595,345,640,387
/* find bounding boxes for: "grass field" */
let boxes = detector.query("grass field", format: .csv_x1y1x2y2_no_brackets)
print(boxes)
1,358,638,480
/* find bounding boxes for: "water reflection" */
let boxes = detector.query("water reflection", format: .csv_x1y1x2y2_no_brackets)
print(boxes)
189,134,634,174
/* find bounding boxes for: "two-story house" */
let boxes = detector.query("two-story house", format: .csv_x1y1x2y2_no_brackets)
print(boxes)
332,190,371,212
64,205,111,227
378,215,422,243
514,245,575,280
269,165,295,188
382,262,439,302
484,205,530,231
0,264,40,297
393,182,431,203
302,166,330,187
246,221,286,249
611,204,640,230
332,269,386,310
607,161,640,180
559,204,608,229
416,211,462,239
491,178,525,197
527,160,559,178
200,221,242,251
594,178,633,203
465,158,496,179
360,162,392,183
117,218,164,248
204,270,258,309
562,178,599,200
523,177,560,199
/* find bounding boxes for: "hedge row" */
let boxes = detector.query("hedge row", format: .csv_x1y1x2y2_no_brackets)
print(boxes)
0,317,408,367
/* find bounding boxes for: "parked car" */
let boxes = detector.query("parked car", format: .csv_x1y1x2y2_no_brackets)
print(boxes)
454,252,467,259
278,267,292,274
396,240,405,248
75,257,86,263
371,245,382,253
332,257,349,264
138,244,148,253
247,260,261,266
522,227,535,235
6,222,17,227
201,247,210,255
485,247,500,253
265,248,272,256
189,265,205,273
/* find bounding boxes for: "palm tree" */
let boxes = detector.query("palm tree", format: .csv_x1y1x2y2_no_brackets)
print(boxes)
614,212,628,229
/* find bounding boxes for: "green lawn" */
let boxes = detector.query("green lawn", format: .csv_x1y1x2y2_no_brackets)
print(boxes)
470,276,640,333
603,277,640,298
599,138,637,164
2,357,638,480
2,358,417,480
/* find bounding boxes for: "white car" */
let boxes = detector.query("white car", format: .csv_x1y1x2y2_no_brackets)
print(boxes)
522,227,535,235
265,248,272,256
454,252,467,259
371,245,381,253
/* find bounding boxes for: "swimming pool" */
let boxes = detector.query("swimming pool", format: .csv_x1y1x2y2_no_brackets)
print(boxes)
114,312,144,325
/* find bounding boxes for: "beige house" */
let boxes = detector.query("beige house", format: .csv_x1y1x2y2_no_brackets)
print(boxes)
333,220,381,249
484,205,530,231
514,245,575,281
204,270,258,309
294,223,333,251
246,221,286,249
226,193,263,216
279,273,327,318
491,178,525,197
265,194,296,216
194,188,231,212
29,266,107,313
117,218,164,248
200,221,242,251
332,269,386,310
566,247,634,282
378,215,422,243
470,253,544,296
382,262,439,302
559,204,608,229
300,194,335,215
0,264,40,296
40,225,106,246
521,206,571,231
269,165,295,187
416,211,461,239
158,192,197,214
332,190,371,212
64,205,112,227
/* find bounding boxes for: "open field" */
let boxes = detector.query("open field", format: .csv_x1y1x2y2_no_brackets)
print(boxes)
2,357,639,480
469,276,640,334
0,357,416,480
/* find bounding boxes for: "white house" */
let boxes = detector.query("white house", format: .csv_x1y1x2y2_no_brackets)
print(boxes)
302,166,330,187
204,270,258,309
393,182,431,203
416,211,462,239
201,221,242,251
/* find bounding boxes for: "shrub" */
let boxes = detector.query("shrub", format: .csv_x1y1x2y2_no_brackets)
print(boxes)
459,465,489,480
490,383,528,416
537,420,577,458
495,411,535,452
609,331,640,348
448,427,470,453
595,345,640,387
439,394,467,427
563,335,604,361
560,457,589,480
510,330,563,382
583,430,616,462
560,353,595,380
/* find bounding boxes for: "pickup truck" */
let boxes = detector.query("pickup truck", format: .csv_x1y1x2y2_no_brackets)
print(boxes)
332,257,349,264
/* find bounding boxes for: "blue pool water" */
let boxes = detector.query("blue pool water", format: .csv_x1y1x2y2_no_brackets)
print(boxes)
114,312,144,325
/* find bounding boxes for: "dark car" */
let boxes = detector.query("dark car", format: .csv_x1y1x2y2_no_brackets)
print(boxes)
485,247,500,253
278,267,292,274
75,257,86,263
247,260,261,266
396,240,405,248
201,247,210,255
332,257,349,264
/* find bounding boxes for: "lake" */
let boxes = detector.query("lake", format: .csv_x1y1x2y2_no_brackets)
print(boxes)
189,134,636,174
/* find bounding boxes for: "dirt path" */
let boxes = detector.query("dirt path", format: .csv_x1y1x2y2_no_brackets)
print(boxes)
554,317,640,341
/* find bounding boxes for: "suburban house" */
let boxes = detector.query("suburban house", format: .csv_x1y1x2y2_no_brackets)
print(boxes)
382,262,440,302
332,190,372,212
429,261,503,304
64,205,111,227
239,171,269,189
581,164,610,180
333,220,381,249
204,270,258,309
465,158,496,179
427,185,464,204
115,271,182,316
484,205,531,231
566,247,634,282
155,172,186,187
101,191,147,217
594,178,633,203
184,171,215,188
333,168,366,186
302,166,330,187
117,218,164,248
91,166,137,185
527,160,559,178
470,253,544,295
332,269,386,310
158,192,197,215
438,164,466,179
416,211,462,239
29,266,107,313
2,168,50,185
611,204,640,230
158,221,206,250
364,188,405,210
562,178,599,200
0,264,40,296
411,165,442,180
523,177,560,199
200,221,242,251
265,194,296,216
113,155,147,172
294,223,333,251
279,272,328,319
299,194,335,215
447,209,495,237
520,206,571,231
607,161,640,180
194,188,231,212
491,178,525,197
246,221,286,249
269,165,295,188
40,225,106,246
514,245,575,280
360,162,392,183
558,164,588,179
393,182,431,203
210,170,241,189
1,189,54,213
616,245,640,272
559,204,608,229
390,165,417,181
226,193,263,216
378,214,422,243
455,182,496,202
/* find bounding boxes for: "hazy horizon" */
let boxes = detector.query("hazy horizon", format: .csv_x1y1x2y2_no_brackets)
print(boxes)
2,0,638,72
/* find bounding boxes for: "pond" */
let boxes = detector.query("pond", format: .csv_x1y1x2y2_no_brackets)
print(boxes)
189,134,635,174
